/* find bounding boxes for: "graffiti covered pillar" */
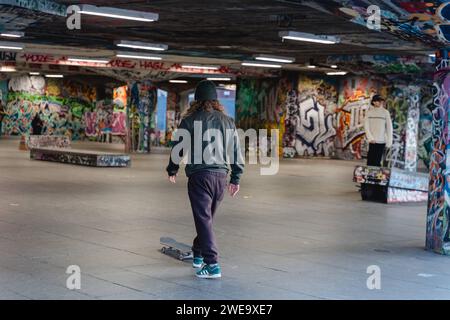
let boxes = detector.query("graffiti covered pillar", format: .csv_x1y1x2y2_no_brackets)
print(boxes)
426,50,450,255
127,81,157,153
125,81,133,153
165,91,181,144
404,86,420,172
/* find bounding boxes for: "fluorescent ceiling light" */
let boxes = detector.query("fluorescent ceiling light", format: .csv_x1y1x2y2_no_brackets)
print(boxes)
68,57,110,64
0,41,24,50
279,31,339,44
429,53,436,58
0,66,16,72
181,64,219,70
45,74,64,78
326,71,347,76
79,5,158,22
0,31,24,38
241,61,282,68
116,52,162,60
29,72,40,75
169,80,188,83
254,55,295,63
115,40,168,51
307,65,317,69
330,65,338,69
206,77,232,81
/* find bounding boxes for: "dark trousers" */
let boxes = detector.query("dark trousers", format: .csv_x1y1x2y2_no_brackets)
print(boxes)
367,143,385,167
188,171,227,265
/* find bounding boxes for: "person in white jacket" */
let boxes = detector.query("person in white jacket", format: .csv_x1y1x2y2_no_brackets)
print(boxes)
364,95,393,167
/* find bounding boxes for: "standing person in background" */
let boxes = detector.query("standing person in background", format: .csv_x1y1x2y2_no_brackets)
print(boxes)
0,102,5,138
156,130,161,147
31,111,44,135
364,95,393,167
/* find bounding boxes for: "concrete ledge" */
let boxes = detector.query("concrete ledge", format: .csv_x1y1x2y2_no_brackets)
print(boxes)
27,135,71,149
353,165,428,203
30,147,131,167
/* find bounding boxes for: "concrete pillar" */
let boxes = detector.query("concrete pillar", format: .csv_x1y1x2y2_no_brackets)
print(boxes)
426,49,450,255
404,86,420,172
166,91,181,142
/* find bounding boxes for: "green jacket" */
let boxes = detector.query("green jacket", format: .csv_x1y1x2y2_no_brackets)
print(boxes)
166,110,244,185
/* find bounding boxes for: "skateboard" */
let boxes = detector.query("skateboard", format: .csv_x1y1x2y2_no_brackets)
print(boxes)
160,237,193,261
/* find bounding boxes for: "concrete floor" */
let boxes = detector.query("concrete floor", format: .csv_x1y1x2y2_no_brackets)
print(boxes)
0,137,449,300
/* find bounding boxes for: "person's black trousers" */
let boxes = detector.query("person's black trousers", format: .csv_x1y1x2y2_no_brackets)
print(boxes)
367,143,386,166
188,170,227,265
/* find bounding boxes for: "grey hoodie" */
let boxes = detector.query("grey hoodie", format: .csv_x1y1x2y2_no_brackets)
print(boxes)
166,109,244,185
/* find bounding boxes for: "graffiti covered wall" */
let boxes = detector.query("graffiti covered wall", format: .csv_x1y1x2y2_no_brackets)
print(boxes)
283,76,338,157
1,75,127,142
236,73,432,168
236,77,291,154
84,98,127,140
2,75,97,140
236,78,288,131
335,77,381,160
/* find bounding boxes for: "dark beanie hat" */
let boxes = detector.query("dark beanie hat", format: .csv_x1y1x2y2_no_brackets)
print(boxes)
194,80,218,101
371,94,385,105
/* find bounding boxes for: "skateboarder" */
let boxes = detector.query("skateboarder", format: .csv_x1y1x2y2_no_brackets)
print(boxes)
166,80,244,279
364,95,393,167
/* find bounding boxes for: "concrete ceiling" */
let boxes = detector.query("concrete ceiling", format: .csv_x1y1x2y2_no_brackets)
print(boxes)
3,1,438,59
0,0,443,80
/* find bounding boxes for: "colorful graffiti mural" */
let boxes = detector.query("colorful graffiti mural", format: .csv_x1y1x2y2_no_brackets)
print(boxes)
236,77,290,154
83,86,127,140
327,55,429,76
236,78,285,130
283,76,337,157
236,74,431,167
333,0,448,47
2,75,97,140
84,99,126,140
1,75,129,142
335,77,380,160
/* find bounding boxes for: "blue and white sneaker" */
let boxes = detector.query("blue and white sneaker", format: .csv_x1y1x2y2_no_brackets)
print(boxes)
196,264,222,279
193,256,204,268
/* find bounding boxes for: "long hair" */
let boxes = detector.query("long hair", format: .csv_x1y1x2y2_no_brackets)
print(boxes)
183,100,225,118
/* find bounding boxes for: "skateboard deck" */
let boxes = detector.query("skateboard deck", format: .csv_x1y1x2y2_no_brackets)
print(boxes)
160,237,193,261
